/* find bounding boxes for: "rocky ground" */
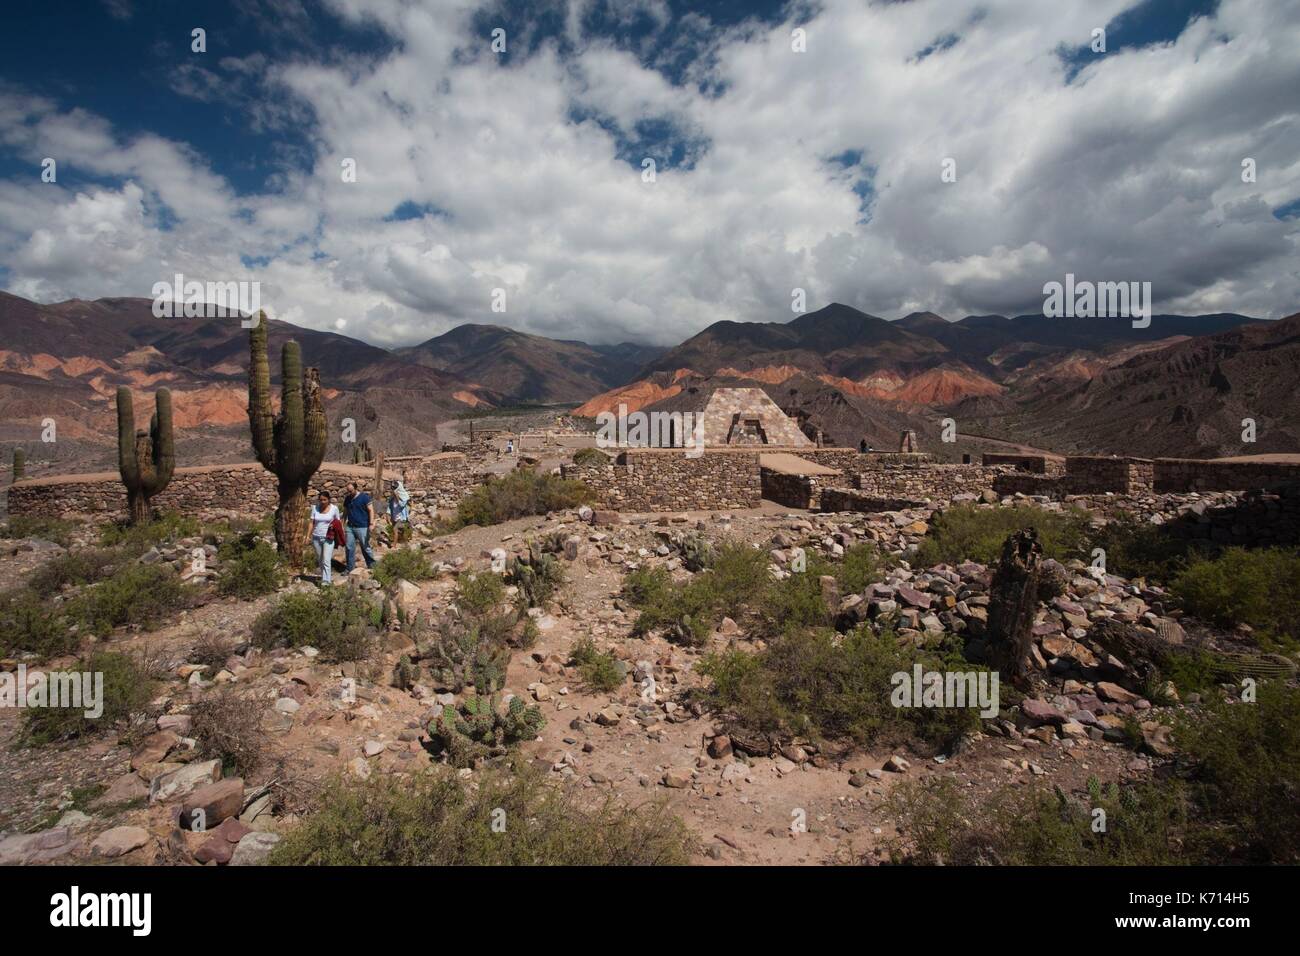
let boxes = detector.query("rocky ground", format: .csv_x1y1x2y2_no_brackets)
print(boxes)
0,487,1282,866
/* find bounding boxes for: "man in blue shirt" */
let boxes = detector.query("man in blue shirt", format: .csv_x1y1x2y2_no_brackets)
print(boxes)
342,481,375,572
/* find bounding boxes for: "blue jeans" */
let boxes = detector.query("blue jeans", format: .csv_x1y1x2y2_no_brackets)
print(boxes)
312,537,334,584
345,524,374,571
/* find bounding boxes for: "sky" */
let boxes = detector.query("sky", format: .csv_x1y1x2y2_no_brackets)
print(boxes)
0,0,1297,348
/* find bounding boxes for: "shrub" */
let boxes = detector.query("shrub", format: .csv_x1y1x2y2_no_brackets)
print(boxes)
0,588,77,659
1087,515,1213,583
20,650,156,747
1,516,78,547
251,588,378,661
569,636,624,692
456,571,506,616
915,503,1091,567
216,535,284,599
372,546,435,589
269,766,695,865
698,626,981,753
27,548,119,598
625,543,770,645
886,776,1189,865
189,633,235,674
66,563,189,635
99,511,201,553
1172,547,1300,639
836,542,884,593
571,447,609,467
754,561,833,640
454,471,591,528
189,689,267,777
1173,682,1300,863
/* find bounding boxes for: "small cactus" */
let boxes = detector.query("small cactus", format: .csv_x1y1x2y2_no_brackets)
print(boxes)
116,387,174,525
428,692,544,767
509,539,564,608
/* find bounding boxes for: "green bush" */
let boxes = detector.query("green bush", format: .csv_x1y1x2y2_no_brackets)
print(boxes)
216,535,284,599
571,447,609,467
251,587,378,661
1087,516,1213,583
569,636,624,692
27,548,119,598
836,542,884,593
269,766,694,865
454,471,592,528
1173,682,1300,862
0,588,77,659
625,543,769,646
20,650,156,747
372,546,435,589
886,775,1189,865
99,511,201,553
1172,547,1300,639
456,571,506,617
915,503,1091,567
1,516,79,547
67,563,189,634
698,627,981,753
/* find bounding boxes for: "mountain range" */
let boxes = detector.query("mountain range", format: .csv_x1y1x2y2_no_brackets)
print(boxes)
0,291,1295,477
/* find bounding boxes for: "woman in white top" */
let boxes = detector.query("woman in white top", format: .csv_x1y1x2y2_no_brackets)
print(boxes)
309,491,340,585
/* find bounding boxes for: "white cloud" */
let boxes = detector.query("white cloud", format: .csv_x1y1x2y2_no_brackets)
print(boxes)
2,0,1298,350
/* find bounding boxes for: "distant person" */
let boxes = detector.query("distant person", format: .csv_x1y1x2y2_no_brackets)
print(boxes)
506,439,514,455
309,491,341,586
859,438,869,453
388,478,411,544
342,480,375,572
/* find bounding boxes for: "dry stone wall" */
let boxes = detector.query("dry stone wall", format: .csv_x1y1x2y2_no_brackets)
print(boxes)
1153,458,1300,493
563,449,762,511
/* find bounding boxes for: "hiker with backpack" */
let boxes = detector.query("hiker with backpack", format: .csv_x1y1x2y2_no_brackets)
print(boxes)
387,478,411,544
342,480,376,572
310,490,343,585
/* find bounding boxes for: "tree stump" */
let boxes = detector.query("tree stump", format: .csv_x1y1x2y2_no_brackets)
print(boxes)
986,529,1043,684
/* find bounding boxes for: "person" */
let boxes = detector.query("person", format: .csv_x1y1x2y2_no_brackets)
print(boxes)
505,439,514,455
342,480,375,572
309,490,341,585
387,478,411,544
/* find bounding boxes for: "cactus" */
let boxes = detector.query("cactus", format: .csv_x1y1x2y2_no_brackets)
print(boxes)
247,314,327,567
116,387,174,525
428,692,544,767
509,539,564,608
417,612,510,694
12,448,24,480
677,531,715,572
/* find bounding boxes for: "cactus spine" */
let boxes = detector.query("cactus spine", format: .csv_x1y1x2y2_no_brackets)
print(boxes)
116,386,175,524
247,313,327,566
12,448,24,480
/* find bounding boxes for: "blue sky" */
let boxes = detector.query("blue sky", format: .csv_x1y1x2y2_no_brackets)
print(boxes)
1,0,1297,346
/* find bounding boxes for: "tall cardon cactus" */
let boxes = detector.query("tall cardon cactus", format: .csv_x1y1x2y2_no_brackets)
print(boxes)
116,386,175,524
247,313,327,566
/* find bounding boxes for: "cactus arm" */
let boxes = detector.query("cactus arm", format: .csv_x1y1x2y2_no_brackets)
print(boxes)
144,388,175,496
280,340,305,486
116,387,139,489
303,366,327,479
247,315,277,471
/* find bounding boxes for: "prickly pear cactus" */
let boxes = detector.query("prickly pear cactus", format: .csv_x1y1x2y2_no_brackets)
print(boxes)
428,693,544,767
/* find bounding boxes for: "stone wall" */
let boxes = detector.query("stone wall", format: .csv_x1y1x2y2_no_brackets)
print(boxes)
981,453,1065,476
6,462,398,522
821,488,927,513
851,464,1004,500
1153,458,1300,493
761,470,828,509
1064,456,1154,495
993,473,1068,497
562,448,762,511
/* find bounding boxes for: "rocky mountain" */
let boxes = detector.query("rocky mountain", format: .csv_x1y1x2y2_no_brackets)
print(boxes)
397,324,664,405
959,311,1300,458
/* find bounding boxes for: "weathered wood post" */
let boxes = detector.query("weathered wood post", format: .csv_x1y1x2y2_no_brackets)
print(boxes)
986,529,1043,683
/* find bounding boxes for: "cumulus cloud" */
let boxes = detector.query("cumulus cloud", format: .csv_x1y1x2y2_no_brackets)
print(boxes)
1,0,1298,348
